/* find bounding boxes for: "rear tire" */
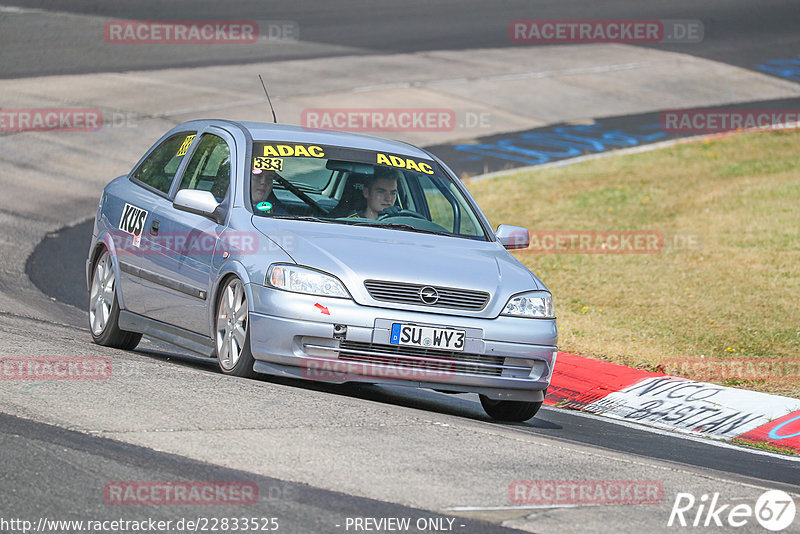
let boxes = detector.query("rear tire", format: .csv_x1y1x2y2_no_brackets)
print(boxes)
89,250,141,350
215,277,258,378
480,394,542,422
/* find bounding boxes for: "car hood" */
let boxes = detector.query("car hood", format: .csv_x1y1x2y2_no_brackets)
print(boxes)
251,217,545,313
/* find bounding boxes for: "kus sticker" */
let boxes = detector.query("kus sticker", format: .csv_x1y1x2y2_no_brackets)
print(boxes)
261,144,325,158
118,203,148,248
376,153,434,174
253,157,283,171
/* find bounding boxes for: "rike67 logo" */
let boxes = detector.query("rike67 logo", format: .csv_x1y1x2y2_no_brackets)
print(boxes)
668,490,796,531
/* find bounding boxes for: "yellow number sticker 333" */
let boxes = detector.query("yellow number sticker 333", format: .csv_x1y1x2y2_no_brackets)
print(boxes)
253,157,283,171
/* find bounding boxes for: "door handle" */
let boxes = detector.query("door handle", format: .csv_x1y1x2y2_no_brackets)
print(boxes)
150,219,160,236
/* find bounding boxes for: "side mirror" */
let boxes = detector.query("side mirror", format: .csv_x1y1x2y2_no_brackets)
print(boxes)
496,224,530,250
173,189,225,224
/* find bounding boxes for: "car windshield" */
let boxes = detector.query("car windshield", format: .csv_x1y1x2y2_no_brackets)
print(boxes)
249,141,488,240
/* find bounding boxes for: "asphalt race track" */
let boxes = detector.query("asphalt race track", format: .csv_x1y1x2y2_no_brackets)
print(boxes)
2,0,799,76
3,2,800,533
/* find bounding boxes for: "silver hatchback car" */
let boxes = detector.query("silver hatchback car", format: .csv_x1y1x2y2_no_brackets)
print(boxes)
87,120,557,421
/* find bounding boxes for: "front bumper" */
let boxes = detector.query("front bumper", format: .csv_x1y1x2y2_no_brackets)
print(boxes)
247,284,557,402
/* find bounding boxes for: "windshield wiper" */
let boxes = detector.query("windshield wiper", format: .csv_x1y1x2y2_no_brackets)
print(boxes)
270,215,337,224
263,216,452,236
271,175,328,216
343,221,451,236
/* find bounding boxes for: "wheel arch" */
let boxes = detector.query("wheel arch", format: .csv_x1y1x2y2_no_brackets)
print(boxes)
88,233,127,310
208,260,254,335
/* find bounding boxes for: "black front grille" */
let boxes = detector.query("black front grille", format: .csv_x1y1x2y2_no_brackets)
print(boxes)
364,280,489,311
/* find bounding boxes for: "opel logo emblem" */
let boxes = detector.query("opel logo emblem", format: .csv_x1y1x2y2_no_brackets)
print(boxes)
419,286,439,305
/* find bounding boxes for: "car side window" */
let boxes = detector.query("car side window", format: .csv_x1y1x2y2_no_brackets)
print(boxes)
131,132,197,195
417,174,481,236
178,134,231,201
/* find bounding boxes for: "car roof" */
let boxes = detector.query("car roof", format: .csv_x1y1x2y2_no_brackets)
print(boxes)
227,121,433,160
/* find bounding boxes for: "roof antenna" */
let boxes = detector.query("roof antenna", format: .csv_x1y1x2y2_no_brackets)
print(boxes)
258,74,278,123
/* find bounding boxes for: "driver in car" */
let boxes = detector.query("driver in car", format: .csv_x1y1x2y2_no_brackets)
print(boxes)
251,169,289,215
347,167,401,219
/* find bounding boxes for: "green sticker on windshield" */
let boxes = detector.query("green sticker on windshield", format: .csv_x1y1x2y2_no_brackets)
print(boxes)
255,202,273,212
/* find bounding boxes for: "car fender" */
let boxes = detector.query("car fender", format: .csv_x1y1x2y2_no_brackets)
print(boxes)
87,230,128,310
207,259,254,335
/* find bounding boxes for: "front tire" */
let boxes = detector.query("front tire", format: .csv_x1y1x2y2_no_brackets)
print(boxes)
89,250,141,350
215,277,257,378
480,394,542,422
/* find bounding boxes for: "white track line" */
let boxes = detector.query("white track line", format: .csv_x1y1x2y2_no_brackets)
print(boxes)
538,405,800,463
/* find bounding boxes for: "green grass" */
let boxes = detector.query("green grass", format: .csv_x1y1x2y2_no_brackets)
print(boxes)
467,129,800,397
729,438,799,456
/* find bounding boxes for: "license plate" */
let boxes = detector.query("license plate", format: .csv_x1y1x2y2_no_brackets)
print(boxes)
390,323,466,351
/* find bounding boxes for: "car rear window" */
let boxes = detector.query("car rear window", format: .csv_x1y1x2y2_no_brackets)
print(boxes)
131,132,197,195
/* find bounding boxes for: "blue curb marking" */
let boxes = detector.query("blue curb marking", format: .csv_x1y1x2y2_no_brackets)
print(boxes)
454,122,666,166
757,55,800,82
768,414,800,440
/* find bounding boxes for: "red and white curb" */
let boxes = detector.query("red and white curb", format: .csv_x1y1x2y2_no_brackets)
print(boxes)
545,352,800,453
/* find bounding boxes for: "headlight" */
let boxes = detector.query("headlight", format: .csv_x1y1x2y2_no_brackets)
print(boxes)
267,264,350,298
502,291,554,318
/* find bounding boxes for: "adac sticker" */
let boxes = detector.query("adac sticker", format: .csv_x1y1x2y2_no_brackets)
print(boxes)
118,203,148,247
175,134,196,157
376,152,434,174
253,157,283,171
261,144,325,158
